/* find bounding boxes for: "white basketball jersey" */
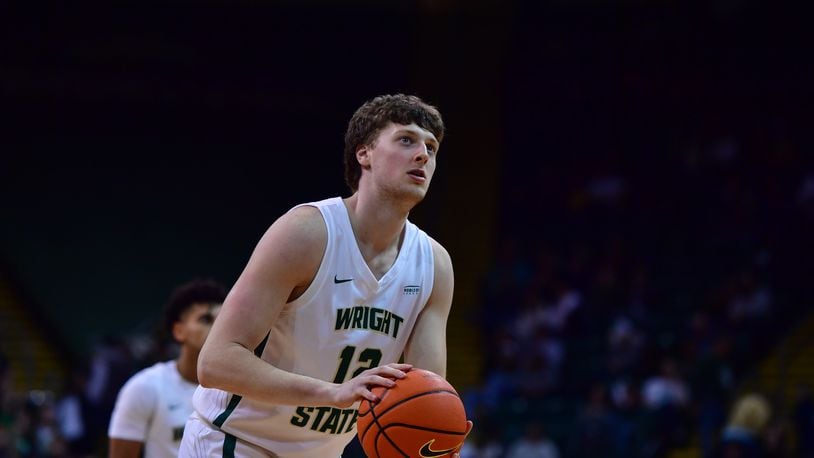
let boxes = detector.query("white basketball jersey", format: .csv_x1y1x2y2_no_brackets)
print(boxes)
109,360,198,458
192,197,435,457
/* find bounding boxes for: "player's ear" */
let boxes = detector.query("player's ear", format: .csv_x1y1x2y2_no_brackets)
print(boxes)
356,145,371,168
172,321,186,342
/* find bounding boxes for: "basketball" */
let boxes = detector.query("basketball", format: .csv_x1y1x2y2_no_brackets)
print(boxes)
357,368,468,458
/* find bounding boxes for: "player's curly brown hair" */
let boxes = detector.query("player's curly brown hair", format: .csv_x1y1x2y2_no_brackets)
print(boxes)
343,94,444,192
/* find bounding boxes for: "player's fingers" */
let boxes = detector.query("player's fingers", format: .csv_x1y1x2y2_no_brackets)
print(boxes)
356,386,379,403
464,420,473,436
366,363,412,379
363,375,397,388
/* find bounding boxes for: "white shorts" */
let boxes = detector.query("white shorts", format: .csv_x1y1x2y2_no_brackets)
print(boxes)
179,412,276,458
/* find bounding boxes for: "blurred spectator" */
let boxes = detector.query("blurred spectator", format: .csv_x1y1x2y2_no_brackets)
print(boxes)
684,311,720,361
459,421,505,458
607,315,645,375
689,331,734,457
55,368,92,456
512,291,546,340
13,400,34,457
464,346,518,415
505,421,559,458
642,358,691,451
32,393,68,457
529,326,565,385
537,279,582,335
608,379,648,458
84,335,134,448
727,270,772,326
717,393,772,458
482,237,533,326
622,265,653,336
642,359,690,410
516,353,558,401
568,383,613,457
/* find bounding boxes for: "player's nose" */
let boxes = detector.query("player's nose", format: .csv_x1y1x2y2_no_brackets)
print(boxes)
414,145,429,163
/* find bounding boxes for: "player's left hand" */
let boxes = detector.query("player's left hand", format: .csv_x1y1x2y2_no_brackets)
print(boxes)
452,420,473,458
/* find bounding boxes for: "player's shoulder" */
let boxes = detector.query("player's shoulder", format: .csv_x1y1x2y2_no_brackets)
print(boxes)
271,203,328,245
251,201,329,276
254,203,326,253
426,235,451,267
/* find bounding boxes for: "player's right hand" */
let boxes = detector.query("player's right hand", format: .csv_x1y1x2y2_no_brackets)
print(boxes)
330,363,412,408
452,420,474,458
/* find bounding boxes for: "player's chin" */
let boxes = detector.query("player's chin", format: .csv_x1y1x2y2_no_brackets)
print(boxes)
405,185,429,202
388,185,428,206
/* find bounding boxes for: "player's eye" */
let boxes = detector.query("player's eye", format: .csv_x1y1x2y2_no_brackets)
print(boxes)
399,136,413,145
426,144,436,154
199,314,214,324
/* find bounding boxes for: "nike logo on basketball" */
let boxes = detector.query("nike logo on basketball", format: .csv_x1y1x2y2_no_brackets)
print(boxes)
419,439,460,457
334,275,353,284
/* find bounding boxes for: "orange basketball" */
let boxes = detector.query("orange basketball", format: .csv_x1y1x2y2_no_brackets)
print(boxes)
357,368,468,458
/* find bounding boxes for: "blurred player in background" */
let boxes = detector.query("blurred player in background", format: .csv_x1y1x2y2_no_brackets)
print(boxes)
180,94,471,457
108,279,226,458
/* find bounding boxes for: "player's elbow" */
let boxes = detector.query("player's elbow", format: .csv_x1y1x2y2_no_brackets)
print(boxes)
196,349,218,388
197,341,249,389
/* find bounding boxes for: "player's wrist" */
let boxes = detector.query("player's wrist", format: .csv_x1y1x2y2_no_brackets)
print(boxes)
319,381,343,407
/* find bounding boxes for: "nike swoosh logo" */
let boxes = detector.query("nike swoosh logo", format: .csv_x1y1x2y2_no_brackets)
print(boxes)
334,275,353,284
419,439,460,458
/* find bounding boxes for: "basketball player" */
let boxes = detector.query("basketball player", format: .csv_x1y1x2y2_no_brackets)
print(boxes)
108,279,226,458
180,94,471,457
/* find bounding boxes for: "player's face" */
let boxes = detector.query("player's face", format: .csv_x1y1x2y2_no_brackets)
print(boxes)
175,303,220,352
362,122,439,202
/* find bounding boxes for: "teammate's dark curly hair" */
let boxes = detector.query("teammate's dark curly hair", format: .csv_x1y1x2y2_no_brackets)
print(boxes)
162,279,227,340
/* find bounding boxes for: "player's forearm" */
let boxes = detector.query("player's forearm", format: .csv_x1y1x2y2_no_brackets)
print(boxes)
198,342,339,406
404,345,447,377
404,312,448,377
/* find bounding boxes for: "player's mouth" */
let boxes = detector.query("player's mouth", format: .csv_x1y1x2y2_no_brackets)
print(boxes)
407,169,426,183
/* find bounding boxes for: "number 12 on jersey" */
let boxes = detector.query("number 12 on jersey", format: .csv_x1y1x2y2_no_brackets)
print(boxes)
333,346,383,383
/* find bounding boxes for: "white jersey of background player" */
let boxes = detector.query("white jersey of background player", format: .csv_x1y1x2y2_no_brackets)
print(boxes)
180,94,471,457
109,279,225,458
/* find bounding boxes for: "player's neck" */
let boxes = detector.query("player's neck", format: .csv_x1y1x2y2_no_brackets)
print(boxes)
175,347,199,384
344,193,408,253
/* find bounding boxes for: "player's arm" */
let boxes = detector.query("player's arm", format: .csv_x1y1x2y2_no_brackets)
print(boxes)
197,206,408,407
108,373,153,458
403,238,454,377
402,239,472,458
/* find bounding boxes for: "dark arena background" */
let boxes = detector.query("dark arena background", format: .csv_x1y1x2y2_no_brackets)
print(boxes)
2,1,813,457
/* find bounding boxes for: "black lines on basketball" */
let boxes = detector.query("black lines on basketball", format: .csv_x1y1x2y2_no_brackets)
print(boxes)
356,369,468,457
